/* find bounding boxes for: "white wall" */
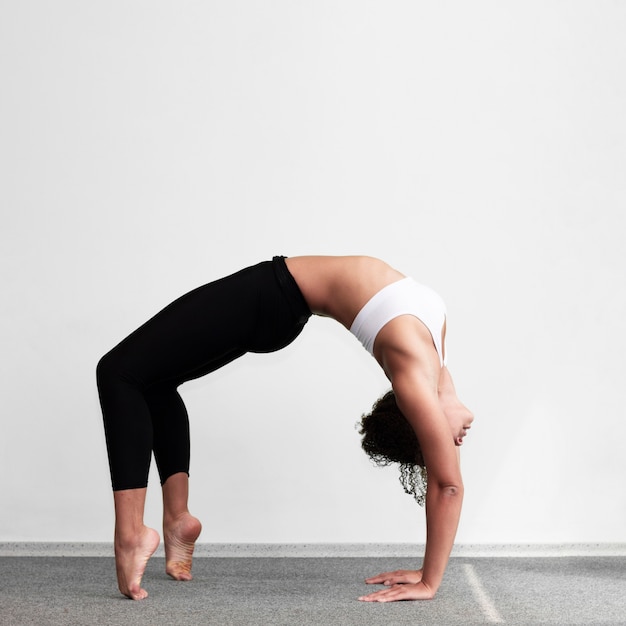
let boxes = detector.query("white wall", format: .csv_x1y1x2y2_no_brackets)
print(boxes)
1,1,625,546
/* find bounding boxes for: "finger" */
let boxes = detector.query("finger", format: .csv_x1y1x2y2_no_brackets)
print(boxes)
365,577,387,585
366,571,421,586
359,585,409,603
364,570,404,584
383,576,408,585
365,573,391,584
366,577,402,586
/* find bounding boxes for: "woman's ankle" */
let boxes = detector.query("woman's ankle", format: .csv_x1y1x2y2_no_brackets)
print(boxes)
115,524,156,548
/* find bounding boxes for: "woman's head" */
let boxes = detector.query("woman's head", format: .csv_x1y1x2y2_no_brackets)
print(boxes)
359,390,427,505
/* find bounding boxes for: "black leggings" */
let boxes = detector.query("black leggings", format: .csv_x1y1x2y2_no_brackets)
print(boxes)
96,256,311,491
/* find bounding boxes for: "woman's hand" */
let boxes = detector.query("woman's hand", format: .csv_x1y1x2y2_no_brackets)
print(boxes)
358,580,434,602
365,569,423,586
359,569,433,602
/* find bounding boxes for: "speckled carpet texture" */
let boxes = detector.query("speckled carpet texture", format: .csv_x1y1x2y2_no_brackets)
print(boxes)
1,555,625,625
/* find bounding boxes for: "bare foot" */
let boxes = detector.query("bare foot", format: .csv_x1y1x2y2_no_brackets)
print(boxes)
164,513,202,581
114,526,160,600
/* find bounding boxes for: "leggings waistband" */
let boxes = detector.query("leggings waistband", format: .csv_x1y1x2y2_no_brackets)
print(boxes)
272,256,312,325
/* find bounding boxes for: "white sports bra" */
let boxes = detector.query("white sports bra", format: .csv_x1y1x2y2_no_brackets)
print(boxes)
349,277,447,366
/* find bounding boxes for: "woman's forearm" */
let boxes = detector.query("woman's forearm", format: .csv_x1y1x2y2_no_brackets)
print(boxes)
420,481,463,594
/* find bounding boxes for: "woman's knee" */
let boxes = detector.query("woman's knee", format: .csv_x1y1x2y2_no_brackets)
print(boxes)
96,348,125,389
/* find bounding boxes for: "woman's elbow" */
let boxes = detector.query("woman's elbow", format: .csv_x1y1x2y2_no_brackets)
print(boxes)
442,483,464,498
431,479,464,499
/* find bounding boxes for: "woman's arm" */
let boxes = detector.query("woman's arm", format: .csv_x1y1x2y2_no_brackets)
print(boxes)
359,367,463,602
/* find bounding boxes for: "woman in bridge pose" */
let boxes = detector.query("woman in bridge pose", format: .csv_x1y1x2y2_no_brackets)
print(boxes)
96,255,474,601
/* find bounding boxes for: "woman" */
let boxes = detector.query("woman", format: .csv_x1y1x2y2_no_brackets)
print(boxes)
96,255,473,601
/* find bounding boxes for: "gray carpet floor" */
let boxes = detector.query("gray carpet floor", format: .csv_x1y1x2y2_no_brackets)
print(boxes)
1,556,625,625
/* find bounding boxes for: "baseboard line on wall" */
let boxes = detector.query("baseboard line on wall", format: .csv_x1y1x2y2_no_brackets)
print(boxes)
1,542,625,558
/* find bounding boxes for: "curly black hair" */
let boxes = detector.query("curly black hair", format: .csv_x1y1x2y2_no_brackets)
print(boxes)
359,390,428,505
